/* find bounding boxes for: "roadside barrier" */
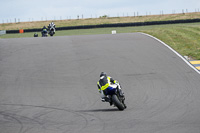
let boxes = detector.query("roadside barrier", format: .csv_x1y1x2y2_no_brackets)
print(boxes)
5,18,200,34
19,29,24,33
0,30,6,35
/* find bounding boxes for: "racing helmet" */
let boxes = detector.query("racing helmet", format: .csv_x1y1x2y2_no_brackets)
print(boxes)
100,72,107,78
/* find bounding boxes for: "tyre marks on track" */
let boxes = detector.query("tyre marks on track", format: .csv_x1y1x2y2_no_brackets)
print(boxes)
0,103,107,133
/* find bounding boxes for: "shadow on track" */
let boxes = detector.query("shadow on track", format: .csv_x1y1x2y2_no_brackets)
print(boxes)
77,108,119,112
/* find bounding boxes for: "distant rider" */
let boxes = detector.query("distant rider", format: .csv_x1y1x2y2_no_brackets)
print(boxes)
41,26,48,35
48,22,56,33
42,26,47,32
97,72,125,104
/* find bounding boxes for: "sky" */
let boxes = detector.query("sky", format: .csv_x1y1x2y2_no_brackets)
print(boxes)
0,0,200,23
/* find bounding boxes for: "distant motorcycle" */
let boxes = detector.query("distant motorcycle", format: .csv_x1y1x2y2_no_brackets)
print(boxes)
41,29,48,37
34,33,38,37
48,24,55,36
104,84,126,110
49,27,55,36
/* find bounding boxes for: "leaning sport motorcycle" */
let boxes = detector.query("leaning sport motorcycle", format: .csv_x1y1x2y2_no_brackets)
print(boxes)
104,85,126,111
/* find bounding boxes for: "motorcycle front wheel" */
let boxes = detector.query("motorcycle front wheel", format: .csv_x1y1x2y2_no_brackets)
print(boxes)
112,94,125,111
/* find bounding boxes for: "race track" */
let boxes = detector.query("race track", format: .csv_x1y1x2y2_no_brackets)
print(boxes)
0,33,200,133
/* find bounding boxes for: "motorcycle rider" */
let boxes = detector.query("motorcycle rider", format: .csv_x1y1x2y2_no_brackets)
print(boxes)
41,26,48,35
42,26,47,30
97,72,125,104
48,22,56,33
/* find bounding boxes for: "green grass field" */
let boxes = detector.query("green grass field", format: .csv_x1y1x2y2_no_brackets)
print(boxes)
1,23,200,60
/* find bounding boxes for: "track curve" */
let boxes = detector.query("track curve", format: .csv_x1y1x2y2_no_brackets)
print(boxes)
0,33,200,133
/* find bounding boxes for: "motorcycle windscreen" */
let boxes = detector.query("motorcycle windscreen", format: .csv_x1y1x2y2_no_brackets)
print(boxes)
104,87,116,95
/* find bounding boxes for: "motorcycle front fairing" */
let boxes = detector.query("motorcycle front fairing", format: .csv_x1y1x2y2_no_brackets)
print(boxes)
104,86,117,96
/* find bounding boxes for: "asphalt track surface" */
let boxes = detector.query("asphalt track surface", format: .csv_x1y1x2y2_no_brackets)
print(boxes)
0,33,200,133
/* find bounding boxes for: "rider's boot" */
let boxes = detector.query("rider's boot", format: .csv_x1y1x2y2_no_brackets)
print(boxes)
101,96,110,102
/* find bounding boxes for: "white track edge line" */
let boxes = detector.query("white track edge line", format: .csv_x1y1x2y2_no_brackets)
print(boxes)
138,32,200,74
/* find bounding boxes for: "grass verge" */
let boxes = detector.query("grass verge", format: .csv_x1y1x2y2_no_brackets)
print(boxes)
1,22,200,60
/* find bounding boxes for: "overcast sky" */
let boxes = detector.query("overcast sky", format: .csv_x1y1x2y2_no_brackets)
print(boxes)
0,0,200,23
